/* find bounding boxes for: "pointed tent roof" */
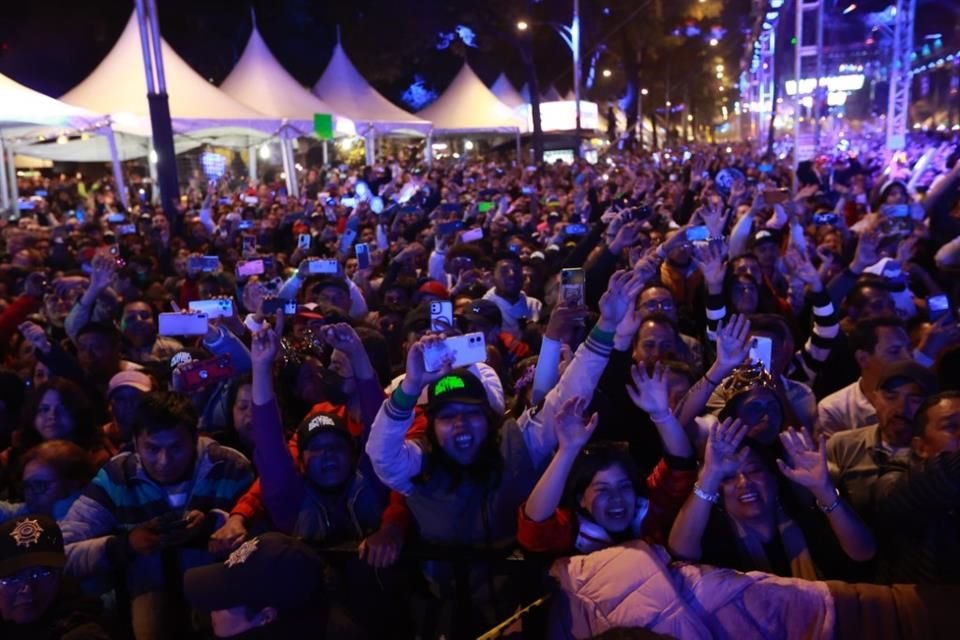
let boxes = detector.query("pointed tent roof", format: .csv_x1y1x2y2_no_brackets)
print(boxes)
542,85,561,102
418,64,524,134
0,72,101,130
563,88,576,102
312,43,430,137
220,23,354,136
60,13,280,135
490,73,524,109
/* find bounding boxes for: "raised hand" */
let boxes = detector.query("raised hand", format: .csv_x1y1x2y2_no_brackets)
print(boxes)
714,314,751,374
18,321,52,355
698,201,727,239
693,240,727,294
626,361,671,417
88,254,116,293
851,229,881,274
702,418,750,483
400,333,454,395
319,322,364,359
544,303,587,343
598,269,646,331
553,396,599,453
776,428,834,502
250,314,283,370
783,248,822,292
609,220,645,254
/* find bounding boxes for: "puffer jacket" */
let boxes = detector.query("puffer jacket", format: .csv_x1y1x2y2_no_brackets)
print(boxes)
549,539,835,640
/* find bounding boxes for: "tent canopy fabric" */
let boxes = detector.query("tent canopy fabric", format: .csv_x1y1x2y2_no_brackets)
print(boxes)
0,72,102,131
60,13,281,135
220,24,355,137
490,74,525,110
313,43,431,137
542,85,561,102
418,64,525,134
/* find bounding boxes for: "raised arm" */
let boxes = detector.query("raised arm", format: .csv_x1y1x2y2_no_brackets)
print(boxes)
626,361,694,458
316,322,385,441
522,397,598,523
668,418,748,562
777,428,876,562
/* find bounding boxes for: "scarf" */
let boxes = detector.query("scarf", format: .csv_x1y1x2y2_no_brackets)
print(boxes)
574,496,650,554
728,503,818,580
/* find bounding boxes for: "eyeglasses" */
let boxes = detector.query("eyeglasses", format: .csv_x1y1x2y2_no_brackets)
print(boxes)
0,567,57,589
640,299,675,312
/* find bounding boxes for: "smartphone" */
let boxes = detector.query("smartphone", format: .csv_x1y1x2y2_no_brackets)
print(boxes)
461,228,484,243
158,312,209,336
429,301,454,332
237,220,255,230
188,299,234,319
763,189,790,205
117,224,137,236
813,213,840,226
339,229,358,256
157,517,191,533
883,204,910,219
236,259,265,277
565,223,588,236
355,243,371,270
928,294,950,322
187,256,221,273
371,196,384,214
521,186,535,195
422,332,487,373
560,268,586,307
749,336,774,372
438,220,464,236
307,259,340,275
686,226,710,242
298,233,312,250
477,201,495,213
340,197,357,208
262,298,298,315
242,235,257,255
682,151,692,163
243,196,259,206
178,355,235,391
106,213,126,223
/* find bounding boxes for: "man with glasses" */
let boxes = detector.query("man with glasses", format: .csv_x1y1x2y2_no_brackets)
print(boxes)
636,285,702,372
0,515,108,636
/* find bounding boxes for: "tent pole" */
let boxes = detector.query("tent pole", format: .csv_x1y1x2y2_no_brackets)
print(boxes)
281,134,299,198
7,148,19,217
322,141,329,167
279,136,293,196
103,125,129,210
515,131,521,164
425,132,433,167
0,137,10,212
288,137,300,198
148,139,160,204
365,131,376,166
248,143,258,183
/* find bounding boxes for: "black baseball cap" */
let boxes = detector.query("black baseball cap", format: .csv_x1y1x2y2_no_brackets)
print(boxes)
296,407,351,452
184,533,323,612
876,360,937,396
461,299,502,328
426,369,489,413
0,515,66,577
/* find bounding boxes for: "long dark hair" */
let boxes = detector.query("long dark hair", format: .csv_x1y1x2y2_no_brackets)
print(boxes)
21,378,101,451
564,442,643,511
414,407,504,491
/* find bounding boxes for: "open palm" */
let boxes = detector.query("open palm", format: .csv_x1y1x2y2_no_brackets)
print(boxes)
554,396,598,452
715,314,751,372
776,427,830,491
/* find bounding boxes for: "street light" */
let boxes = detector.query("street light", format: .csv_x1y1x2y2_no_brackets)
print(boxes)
516,20,529,31
709,38,719,47
640,88,649,96
602,68,612,78
716,64,724,72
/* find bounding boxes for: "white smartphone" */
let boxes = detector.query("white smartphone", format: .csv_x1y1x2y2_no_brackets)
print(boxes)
188,299,234,319
461,227,484,243
159,312,209,336
298,233,312,250
422,332,487,373
749,336,774,372
236,259,265,277
307,259,340,275
429,301,454,332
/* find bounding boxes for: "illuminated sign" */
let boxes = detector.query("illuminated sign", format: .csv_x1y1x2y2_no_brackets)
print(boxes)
784,74,865,96
526,101,600,132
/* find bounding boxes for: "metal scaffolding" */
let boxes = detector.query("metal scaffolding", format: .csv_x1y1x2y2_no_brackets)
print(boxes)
885,0,916,150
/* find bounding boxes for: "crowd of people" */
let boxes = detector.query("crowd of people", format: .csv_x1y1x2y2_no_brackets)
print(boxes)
2,134,960,638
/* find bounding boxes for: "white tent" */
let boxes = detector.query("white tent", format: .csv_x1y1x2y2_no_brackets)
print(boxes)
220,23,354,138
313,43,431,138
60,13,282,139
418,64,525,134
0,73,101,130
490,73,525,110
542,85,562,102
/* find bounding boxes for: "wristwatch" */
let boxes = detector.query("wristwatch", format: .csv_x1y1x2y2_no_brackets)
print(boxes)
693,483,720,505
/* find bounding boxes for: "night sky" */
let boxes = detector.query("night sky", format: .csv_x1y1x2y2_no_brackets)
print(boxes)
0,0,578,108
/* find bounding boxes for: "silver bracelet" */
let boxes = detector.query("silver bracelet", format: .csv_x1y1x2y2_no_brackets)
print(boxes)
817,488,842,514
693,483,720,505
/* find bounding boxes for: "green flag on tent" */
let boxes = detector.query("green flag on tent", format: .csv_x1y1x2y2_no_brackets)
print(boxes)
314,113,334,140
